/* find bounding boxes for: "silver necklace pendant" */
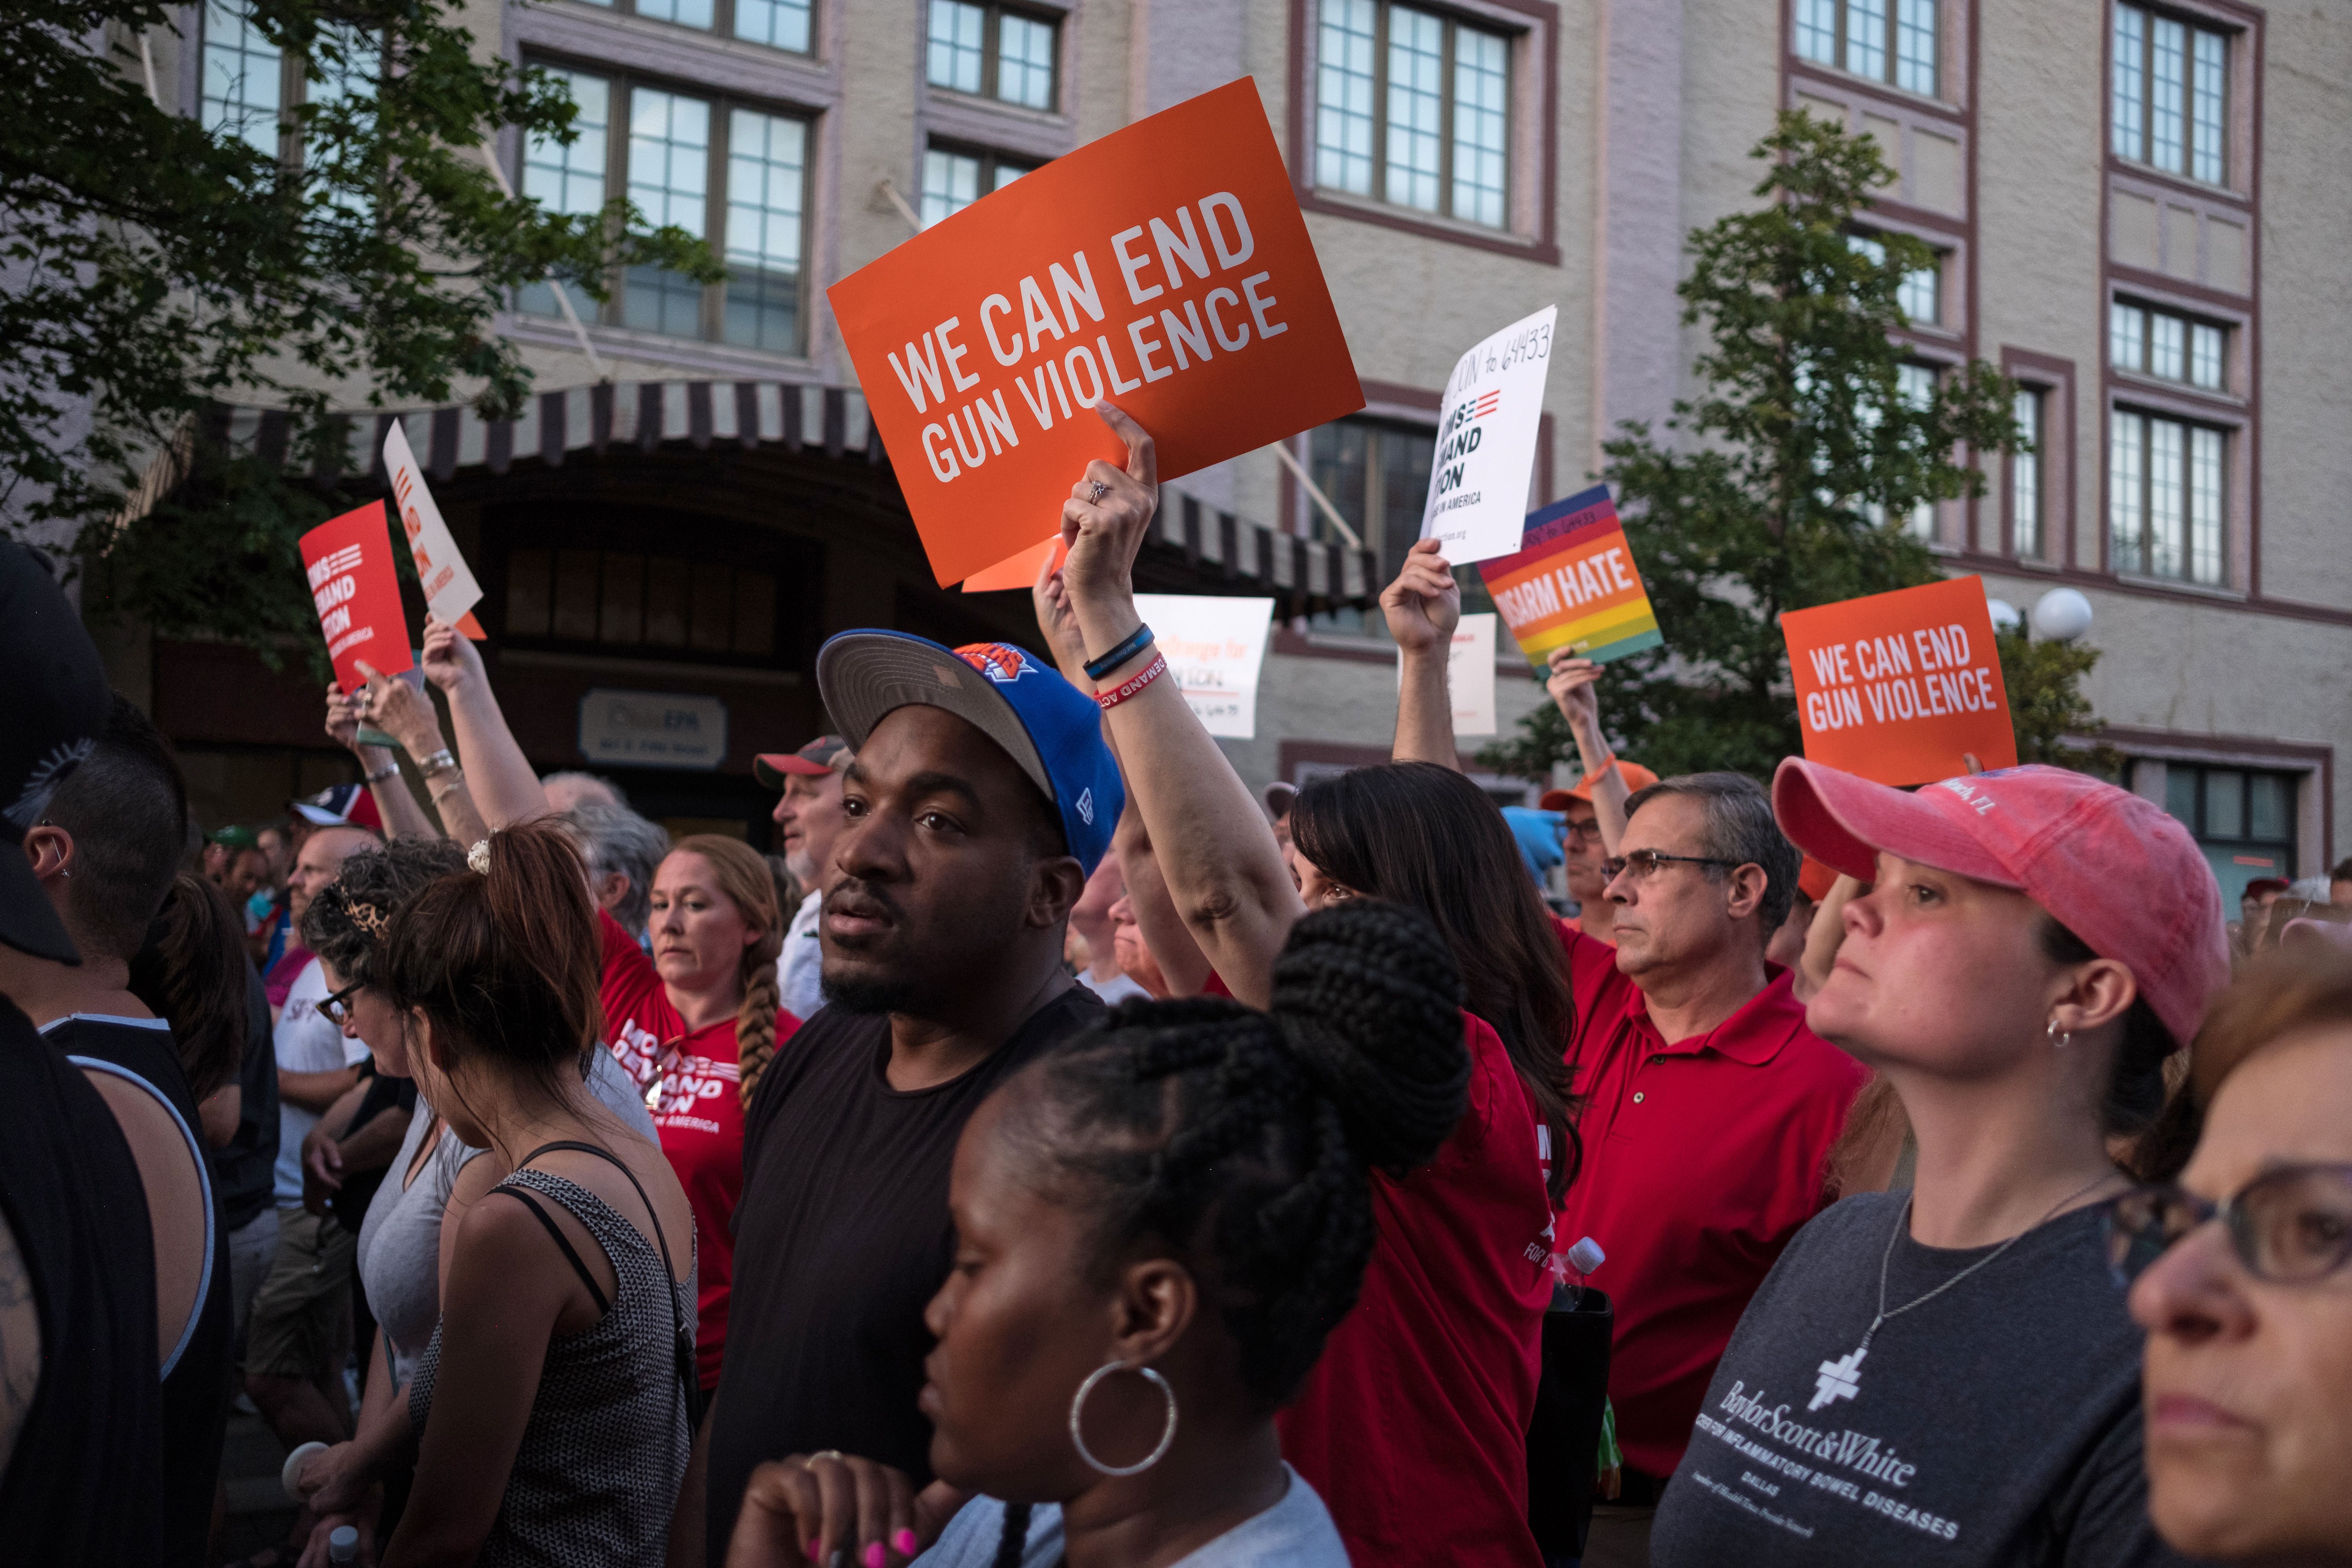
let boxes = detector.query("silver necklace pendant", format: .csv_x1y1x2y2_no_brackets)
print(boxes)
1810,1330,1875,1411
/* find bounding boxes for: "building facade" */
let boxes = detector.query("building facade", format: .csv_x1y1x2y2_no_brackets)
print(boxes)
125,0,2346,887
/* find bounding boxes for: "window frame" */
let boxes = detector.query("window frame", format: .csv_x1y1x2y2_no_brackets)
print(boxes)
1288,0,1558,263
2110,2,2232,188
516,58,816,358
2108,296,2230,393
1310,0,1514,229
199,2,389,171
1997,348,2075,565
917,139,1037,227
924,1,1062,113
2107,405,2228,586
563,0,816,57
1795,0,1942,98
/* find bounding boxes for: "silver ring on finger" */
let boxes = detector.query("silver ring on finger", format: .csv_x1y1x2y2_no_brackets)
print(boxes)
1088,481,1109,504
803,1449,846,1466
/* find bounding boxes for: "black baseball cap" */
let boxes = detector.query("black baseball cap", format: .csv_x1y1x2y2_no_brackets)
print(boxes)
0,543,112,964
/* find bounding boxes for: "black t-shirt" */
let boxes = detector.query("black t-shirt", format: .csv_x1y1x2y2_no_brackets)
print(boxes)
210,963,281,1232
0,1001,164,1567
706,984,1105,1566
1652,1194,2195,1568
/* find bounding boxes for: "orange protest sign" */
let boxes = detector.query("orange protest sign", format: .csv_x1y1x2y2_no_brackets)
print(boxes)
961,535,1068,593
1781,576,2017,786
829,78,1363,586
299,503,413,691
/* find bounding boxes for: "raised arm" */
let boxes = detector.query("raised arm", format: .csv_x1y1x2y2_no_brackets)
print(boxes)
328,678,437,842
418,616,549,829
1385,538,1464,770
1054,405,1303,1008
1546,651,1631,854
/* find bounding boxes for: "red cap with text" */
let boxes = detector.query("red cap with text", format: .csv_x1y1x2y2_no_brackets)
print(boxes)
1771,759,2229,1048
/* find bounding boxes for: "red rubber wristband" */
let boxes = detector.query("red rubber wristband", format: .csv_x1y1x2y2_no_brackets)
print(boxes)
1095,651,1167,711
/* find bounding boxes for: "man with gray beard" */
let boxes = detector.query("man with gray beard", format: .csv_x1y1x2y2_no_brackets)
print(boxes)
754,735,851,1020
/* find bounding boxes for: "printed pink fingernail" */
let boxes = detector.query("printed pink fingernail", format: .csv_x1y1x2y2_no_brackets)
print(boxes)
863,1544,886,1568
804,1538,823,1562
893,1530,920,1558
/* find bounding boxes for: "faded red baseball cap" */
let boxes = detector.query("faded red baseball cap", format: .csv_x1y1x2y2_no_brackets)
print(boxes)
1772,759,2229,1048
1539,759,1661,814
753,735,851,789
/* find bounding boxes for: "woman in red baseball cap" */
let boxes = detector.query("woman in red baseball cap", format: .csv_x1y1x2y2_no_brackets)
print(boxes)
1650,761,2229,1568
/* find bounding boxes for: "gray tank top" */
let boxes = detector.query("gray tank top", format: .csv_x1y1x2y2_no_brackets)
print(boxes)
356,1048,659,1388
408,1167,695,1568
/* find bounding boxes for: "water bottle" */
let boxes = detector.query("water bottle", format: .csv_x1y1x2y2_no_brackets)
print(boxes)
328,1525,359,1565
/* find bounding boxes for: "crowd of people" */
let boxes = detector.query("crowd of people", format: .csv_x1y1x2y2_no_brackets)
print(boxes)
4,402,2352,1568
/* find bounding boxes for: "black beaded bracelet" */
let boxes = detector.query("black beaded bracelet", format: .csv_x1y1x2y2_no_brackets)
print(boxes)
1083,623,1154,681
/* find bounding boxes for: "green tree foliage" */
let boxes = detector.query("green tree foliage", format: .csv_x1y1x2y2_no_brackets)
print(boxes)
2,0,719,652
1479,112,2025,782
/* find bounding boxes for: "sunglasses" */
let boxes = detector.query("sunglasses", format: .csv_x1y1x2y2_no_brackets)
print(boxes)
321,980,364,1025
2102,1162,2352,1286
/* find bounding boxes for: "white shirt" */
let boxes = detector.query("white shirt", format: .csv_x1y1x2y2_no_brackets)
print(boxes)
1078,969,1151,1007
917,1465,1346,1568
776,888,825,1022
272,957,373,1205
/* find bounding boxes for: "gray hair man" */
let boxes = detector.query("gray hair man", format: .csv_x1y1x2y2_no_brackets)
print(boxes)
1553,768,1870,1564
540,769,626,813
564,802,670,943
754,735,852,1020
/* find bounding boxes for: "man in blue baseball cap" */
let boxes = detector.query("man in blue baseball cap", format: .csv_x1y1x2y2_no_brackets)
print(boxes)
686,629,1124,1566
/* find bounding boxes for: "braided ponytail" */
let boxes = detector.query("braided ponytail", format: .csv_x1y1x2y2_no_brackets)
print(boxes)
667,835,786,1107
1015,901,1468,1408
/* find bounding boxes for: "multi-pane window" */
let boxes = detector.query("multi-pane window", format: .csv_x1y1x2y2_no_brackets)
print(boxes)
2158,763,2297,907
2013,388,2043,558
919,145,1033,227
518,68,612,319
1308,416,1436,588
927,2,1058,111
2110,301,2227,390
202,0,283,156
519,67,809,354
1849,235,1942,327
2114,5,2228,183
724,111,808,353
1314,0,1515,230
1795,0,1939,96
2110,410,2224,583
506,548,778,658
570,0,812,53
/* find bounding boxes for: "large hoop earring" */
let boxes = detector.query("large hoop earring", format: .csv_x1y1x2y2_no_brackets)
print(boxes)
1067,1362,1178,1477
2047,1016,2073,1050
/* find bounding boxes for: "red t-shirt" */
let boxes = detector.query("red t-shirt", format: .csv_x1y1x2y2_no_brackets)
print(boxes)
598,912,799,1390
1277,1010,1554,1568
1550,920,1866,1478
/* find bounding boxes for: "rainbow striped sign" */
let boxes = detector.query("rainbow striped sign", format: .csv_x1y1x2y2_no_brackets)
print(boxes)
1477,485,1662,668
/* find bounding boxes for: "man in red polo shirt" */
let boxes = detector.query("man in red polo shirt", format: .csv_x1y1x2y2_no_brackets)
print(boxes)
1558,769,1867,1565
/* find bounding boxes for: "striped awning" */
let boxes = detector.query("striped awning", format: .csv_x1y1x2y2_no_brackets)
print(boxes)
217,379,1379,602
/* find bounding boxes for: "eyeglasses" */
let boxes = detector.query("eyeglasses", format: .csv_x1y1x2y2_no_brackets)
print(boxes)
2102,1162,2352,1286
1600,849,1744,884
320,980,364,1025
1563,819,1603,845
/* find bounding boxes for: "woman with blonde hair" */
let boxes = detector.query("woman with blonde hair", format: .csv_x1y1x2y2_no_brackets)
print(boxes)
601,833,797,1394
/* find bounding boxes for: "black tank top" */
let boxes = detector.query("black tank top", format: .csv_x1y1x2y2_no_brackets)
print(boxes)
47,1012,234,1568
0,1000,164,1566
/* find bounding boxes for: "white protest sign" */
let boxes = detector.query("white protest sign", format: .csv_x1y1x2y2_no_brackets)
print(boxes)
1418,305,1556,565
384,423,485,634
1134,593,1275,739
1400,612,1498,736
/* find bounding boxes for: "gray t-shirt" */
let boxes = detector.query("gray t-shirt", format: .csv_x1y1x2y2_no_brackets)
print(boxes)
1652,1194,2193,1568
356,1049,660,1389
915,1465,1346,1568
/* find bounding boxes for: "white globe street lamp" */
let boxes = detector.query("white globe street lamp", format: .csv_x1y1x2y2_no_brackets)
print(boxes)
2032,587,2095,642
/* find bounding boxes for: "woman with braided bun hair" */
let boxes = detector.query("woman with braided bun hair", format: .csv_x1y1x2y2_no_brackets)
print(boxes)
597,832,797,1393
1040,407,1565,1566
728,901,1462,1568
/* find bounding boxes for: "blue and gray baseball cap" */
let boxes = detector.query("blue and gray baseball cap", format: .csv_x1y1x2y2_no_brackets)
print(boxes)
815,630,1123,875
